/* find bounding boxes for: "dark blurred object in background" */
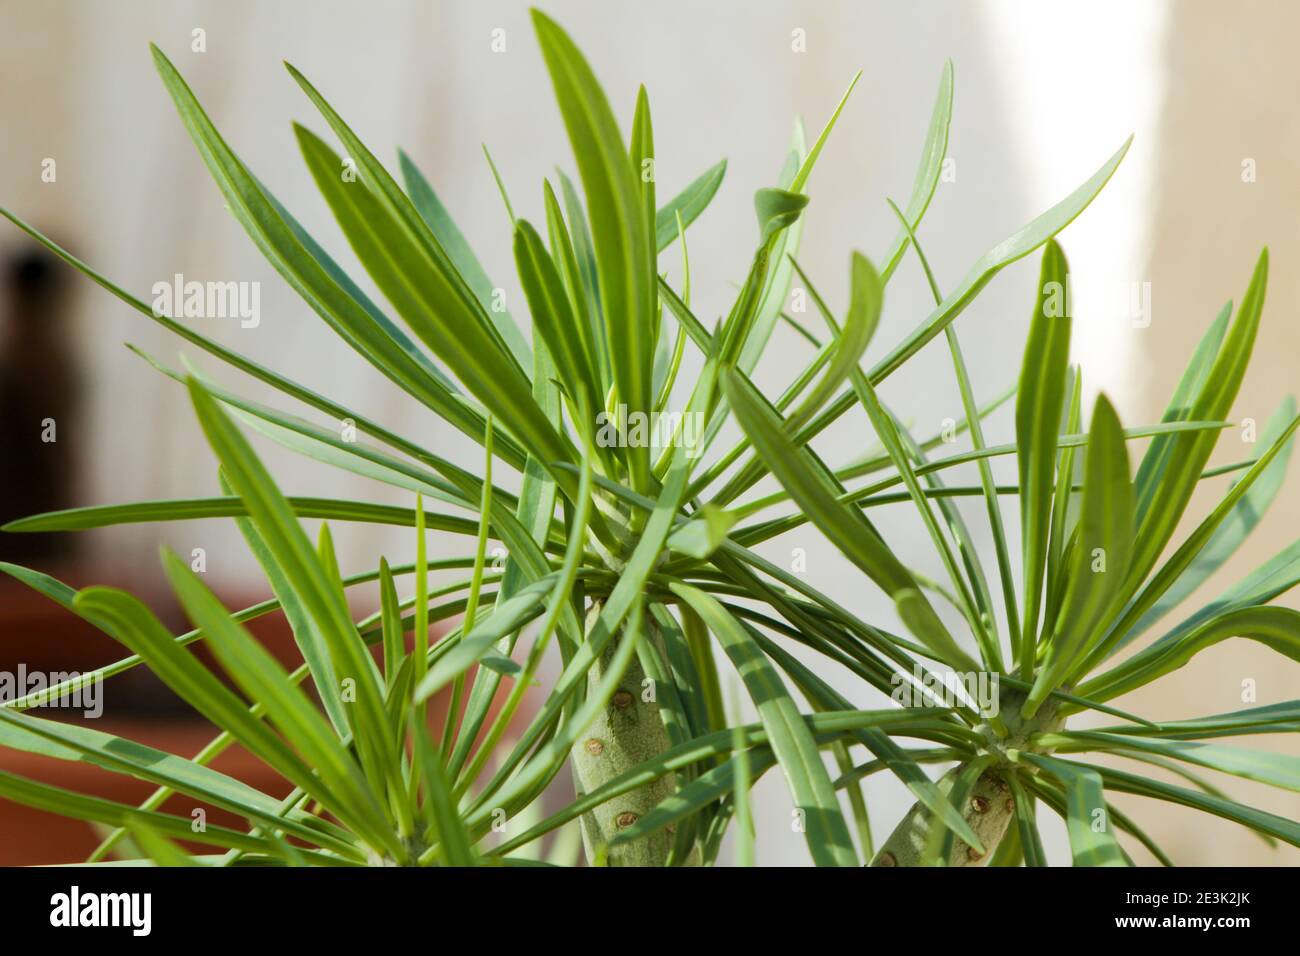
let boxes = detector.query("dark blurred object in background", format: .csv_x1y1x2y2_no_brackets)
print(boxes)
0,245,80,562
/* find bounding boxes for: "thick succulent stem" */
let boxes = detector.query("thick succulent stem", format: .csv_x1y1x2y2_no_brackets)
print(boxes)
570,602,696,866
870,766,1014,866
870,690,1063,866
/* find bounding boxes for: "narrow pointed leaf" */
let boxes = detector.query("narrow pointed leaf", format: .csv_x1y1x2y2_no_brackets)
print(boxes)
1022,754,1127,866
1028,394,1132,708
533,9,655,488
1016,239,1072,677
654,160,726,251
668,583,858,867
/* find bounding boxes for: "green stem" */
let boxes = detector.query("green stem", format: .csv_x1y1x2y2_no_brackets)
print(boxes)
870,765,1014,866
871,692,1062,866
568,602,698,866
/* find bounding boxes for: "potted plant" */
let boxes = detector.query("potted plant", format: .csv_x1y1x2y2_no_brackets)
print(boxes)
0,9,1295,867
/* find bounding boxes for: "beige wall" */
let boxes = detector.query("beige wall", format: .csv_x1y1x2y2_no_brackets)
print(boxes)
1116,0,1300,864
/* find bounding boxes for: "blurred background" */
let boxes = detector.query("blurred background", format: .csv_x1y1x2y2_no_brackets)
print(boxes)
0,0,1296,864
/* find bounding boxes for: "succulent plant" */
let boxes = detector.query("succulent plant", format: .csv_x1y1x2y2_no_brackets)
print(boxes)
0,9,1295,867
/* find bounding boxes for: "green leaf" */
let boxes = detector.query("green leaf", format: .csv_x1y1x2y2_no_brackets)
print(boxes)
925,758,995,866
867,138,1130,385
730,418,1229,537
378,558,405,681
293,124,577,486
655,160,727,252
1016,239,1072,678
187,370,566,590
0,771,273,856
495,708,943,856
699,65,953,489
666,584,857,866
732,732,756,867
70,587,362,834
790,70,861,195
127,818,203,867
737,122,807,374
284,62,529,378
152,349,472,512
732,136,1129,513
879,61,953,282
448,357,573,776
414,578,553,702
613,748,777,850
717,66,861,375
397,149,532,368
1128,250,1269,590
0,558,475,713
1048,731,1300,792
1103,800,1178,866
637,607,698,753
1133,303,1231,521
733,618,984,852
442,423,494,760
1133,537,1300,665
1102,755,1275,854
630,84,657,263
0,562,76,610
160,548,400,837
1094,762,1300,847
451,418,597,796
1026,394,1133,711
543,180,607,399
786,252,883,431
720,187,810,368
987,816,1024,867
147,46,505,462
680,605,727,740
1088,402,1299,670
1006,775,1047,867
469,438,701,819
1089,699,1300,739
463,598,650,844
224,476,347,737
1021,754,1128,866
1122,397,1298,646
1042,368,1084,635
533,9,655,489
893,590,980,673
0,708,346,854
846,343,991,667
557,172,611,389
1080,605,1300,702
870,204,1007,666
3,497,477,536
261,180,466,395
722,370,905,593
514,217,602,413
184,376,401,822
665,504,737,559
410,718,476,866
723,369,972,669
163,546,384,790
